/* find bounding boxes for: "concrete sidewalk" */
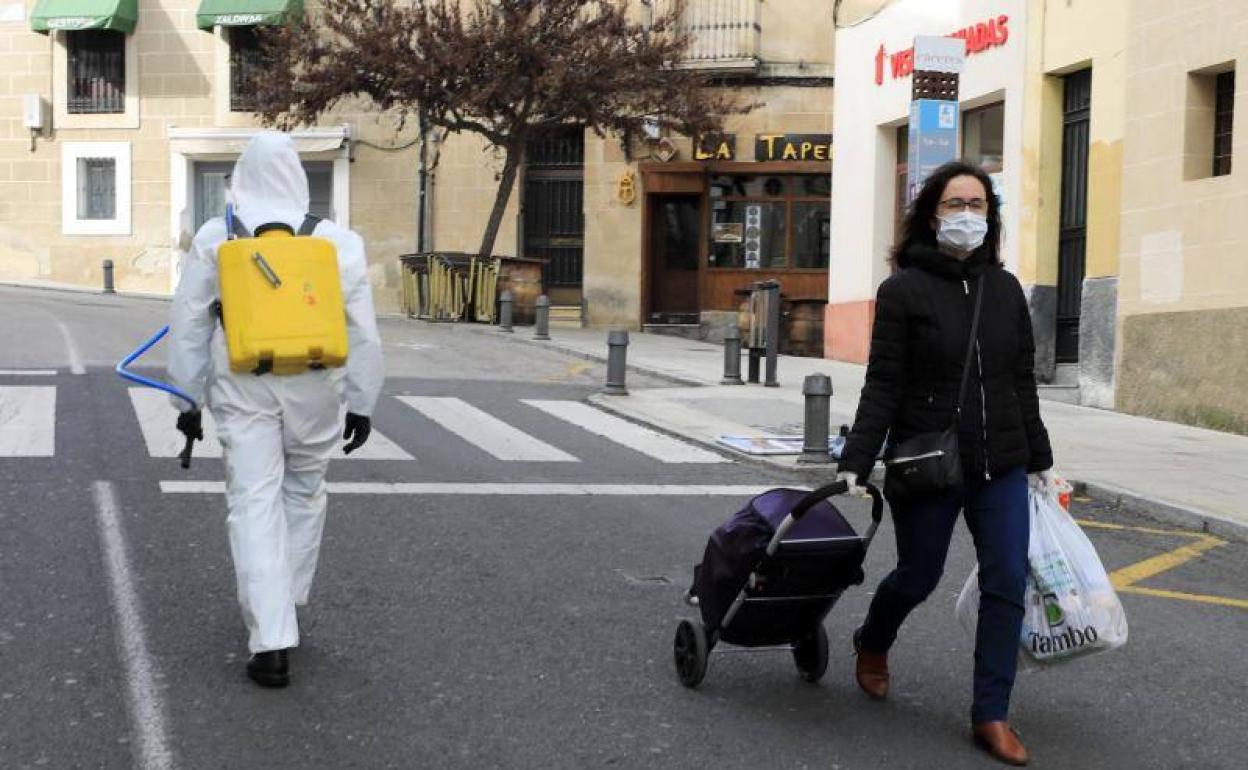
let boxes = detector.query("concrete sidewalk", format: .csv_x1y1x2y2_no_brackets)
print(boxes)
467,324,1248,539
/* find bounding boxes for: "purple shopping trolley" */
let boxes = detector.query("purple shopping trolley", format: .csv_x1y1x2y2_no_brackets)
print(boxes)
674,480,885,687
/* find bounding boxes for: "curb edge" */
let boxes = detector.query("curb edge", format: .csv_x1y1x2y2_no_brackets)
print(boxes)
1073,480,1248,542
460,324,706,388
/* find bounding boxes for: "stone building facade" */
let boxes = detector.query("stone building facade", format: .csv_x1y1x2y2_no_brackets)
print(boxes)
0,0,418,311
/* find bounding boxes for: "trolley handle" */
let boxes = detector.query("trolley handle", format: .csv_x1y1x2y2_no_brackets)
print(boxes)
790,480,884,525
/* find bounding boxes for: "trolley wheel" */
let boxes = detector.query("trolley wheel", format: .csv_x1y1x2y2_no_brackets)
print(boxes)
673,619,710,688
792,624,829,683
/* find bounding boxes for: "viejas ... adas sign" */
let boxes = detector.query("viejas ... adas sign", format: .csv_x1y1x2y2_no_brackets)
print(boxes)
875,15,1010,85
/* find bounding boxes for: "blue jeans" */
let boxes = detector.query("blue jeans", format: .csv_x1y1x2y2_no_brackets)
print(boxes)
860,466,1029,724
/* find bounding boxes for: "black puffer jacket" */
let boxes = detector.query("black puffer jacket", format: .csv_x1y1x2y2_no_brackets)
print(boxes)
839,242,1053,483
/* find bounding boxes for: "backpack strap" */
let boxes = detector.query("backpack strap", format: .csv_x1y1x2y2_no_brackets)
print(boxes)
227,209,317,239
297,214,321,237
229,213,251,240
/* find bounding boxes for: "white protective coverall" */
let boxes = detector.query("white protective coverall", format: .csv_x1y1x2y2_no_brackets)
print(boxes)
168,132,383,653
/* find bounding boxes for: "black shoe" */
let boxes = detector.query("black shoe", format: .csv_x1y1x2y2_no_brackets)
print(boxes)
246,650,290,688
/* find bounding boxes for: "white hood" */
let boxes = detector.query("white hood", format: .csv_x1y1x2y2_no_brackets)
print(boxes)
231,131,309,234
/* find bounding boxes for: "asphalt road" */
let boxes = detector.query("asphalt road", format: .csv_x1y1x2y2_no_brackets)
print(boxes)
1,286,1245,769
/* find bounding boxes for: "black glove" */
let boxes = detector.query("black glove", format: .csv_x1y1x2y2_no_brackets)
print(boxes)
176,409,204,441
175,409,203,469
343,412,371,455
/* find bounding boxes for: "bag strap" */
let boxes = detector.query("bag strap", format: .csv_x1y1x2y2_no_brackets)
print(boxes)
229,213,251,240
953,275,986,423
297,214,321,236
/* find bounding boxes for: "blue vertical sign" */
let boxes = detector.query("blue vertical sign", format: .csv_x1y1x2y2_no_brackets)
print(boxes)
906,98,960,204
905,35,965,205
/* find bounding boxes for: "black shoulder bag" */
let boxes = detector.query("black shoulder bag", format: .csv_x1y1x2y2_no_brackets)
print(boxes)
883,277,984,501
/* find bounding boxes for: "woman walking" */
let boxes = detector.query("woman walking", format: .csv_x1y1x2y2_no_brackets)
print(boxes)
836,161,1055,766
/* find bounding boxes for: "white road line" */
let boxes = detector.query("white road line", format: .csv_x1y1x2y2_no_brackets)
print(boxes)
522,400,726,463
0,369,58,376
128,388,412,461
91,481,175,770
53,318,85,375
0,386,56,457
162,481,771,496
397,396,578,462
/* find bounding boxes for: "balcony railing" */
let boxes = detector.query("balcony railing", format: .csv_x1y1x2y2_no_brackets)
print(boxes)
660,0,762,70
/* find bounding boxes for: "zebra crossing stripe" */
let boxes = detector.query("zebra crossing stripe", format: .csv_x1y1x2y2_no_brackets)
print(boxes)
0,386,56,457
521,400,726,463
127,388,412,461
397,396,579,462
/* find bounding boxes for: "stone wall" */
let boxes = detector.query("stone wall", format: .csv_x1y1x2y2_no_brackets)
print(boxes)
1118,307,1248,435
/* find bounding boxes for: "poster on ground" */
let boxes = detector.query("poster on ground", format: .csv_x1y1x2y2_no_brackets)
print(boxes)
717,434,848,458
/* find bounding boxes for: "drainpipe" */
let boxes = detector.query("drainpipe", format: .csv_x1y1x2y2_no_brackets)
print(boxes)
417,107,429,254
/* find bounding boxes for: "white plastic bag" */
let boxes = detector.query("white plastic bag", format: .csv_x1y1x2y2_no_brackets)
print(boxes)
1022,484,1128,663
955,483,1128,666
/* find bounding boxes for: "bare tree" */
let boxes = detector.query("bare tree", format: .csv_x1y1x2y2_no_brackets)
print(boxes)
255,0,750,258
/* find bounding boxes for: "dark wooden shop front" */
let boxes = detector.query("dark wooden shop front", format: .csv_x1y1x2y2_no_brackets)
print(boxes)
641,161,831,356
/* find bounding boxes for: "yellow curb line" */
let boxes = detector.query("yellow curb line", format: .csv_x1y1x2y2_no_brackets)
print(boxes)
1108,535,1226,588
1075,518,1209,539
1117,586,1248,610
1072,520,1246,609
540,361,595,383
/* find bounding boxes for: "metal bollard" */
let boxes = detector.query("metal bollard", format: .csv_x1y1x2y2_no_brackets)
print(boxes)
534,294,551,340
721,326,744,385
102,259,115,294
604,330,629,396
498,290,514,332
798,374,834,464
747,348,762,384
764,280,780,387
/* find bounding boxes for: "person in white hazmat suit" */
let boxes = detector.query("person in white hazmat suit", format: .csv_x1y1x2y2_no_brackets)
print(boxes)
167,132,383,688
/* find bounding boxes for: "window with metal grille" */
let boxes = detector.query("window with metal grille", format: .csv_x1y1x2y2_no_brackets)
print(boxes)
77,158,117,220
667,0,762,65
524,128,585,289
1213,70,1235,177
525,128,585,168
230,26,265,113
68,31,125,114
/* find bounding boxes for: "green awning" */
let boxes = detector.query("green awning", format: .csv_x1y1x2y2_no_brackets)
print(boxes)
196,0,303,31
30,0,138,34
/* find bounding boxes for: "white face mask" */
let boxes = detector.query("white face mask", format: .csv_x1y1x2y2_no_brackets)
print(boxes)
936,212,989,255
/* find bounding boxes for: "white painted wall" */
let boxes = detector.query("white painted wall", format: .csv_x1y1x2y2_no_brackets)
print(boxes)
829,0,1028,306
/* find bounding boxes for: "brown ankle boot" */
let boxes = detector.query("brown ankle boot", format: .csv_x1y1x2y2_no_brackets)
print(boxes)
852,627,889,699
972,721,1029,766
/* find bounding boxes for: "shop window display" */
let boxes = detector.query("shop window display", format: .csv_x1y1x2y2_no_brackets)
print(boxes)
708,174,830,270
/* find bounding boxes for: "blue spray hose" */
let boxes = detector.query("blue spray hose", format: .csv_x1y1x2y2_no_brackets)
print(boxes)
116,325,199,468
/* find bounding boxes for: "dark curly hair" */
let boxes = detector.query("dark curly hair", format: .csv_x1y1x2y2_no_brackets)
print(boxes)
892,161,1001,268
